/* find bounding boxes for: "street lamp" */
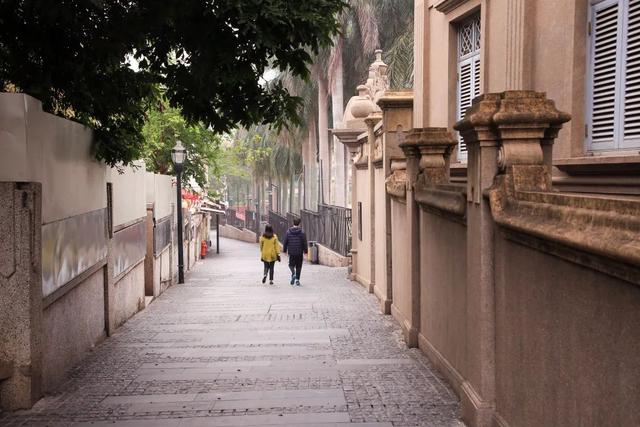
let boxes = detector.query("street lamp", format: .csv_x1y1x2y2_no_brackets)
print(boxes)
172,140,187,284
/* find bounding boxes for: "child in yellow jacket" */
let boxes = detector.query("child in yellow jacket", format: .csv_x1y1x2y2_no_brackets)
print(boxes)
259,224,280,285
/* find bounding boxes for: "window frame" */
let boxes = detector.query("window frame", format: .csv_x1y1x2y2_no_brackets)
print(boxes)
586,0,640,151
455,12,481,162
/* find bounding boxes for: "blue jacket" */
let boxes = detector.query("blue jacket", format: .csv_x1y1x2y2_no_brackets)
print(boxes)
283,226,308,257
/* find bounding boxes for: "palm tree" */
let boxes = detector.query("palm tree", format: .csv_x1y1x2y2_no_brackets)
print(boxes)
316,0,414,207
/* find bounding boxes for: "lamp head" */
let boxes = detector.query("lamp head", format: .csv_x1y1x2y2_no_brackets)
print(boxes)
171,140,187,170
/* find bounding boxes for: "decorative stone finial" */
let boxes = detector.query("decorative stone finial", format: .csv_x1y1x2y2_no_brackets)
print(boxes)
351,85,376,119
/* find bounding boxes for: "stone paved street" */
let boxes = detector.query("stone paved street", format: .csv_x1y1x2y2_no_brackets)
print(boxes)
1,237,462,427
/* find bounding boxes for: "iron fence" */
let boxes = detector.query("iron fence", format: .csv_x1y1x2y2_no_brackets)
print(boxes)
245,210,258,232
268,210,289,241
300,204,351,256
226,209,245,229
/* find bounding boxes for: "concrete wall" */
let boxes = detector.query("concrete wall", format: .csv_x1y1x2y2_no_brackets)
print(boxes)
0,94,107,224
146,173,175,220
108,164,146,228
390,198,411,329
219,224,257,244
110,262,145,330
494,236,640,427
42,268,105,392
418,210,468,394
373,167,388,308
106,165,147,333
354,167,372,289
317,244,350,268
0,93,193,410
144,172,176,299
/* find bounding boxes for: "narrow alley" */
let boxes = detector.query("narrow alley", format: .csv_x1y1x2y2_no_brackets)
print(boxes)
1,237,462,427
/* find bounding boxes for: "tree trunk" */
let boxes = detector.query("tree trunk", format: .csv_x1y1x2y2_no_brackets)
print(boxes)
305,119,319,211
331,53,346,207
298,173,303,214
318,78,330,205
289,171,294,213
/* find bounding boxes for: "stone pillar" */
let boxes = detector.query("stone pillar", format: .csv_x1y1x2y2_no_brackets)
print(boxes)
413,0,429,127
365,113,382,294
398,136,421,348
455,92,501,427
454,91,570,427
411,128,458,186
0,182,43,410
333,129,367,281
379,92,413,316
347,145,361,280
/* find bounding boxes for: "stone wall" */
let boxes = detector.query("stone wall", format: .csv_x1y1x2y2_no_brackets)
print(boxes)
316,244,350,268
0,94,197,411
219,224,257,243
493,237,640,427
337,88,640,427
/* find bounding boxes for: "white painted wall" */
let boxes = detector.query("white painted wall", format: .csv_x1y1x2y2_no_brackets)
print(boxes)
0,94,106,224
107,162,147,227
145,172,175,220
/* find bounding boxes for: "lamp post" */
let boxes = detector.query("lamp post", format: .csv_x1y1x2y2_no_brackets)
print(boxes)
172,141,187,284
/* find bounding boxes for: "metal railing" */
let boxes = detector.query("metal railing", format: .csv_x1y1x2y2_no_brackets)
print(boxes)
245,210,258,232
226,205,350,256
300,204,351,256
225,209,245,229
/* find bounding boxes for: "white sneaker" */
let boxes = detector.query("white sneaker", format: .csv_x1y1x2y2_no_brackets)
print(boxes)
295,280,301,287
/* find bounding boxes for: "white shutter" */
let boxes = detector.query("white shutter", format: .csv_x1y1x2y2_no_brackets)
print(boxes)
457,60,473,158
589,0,621,150
456,13,481,161
457,57,480,159
623,0,640,147
473,56,481,98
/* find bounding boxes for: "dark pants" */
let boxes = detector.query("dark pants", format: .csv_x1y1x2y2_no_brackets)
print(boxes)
288,254,303,279
263,261,275,280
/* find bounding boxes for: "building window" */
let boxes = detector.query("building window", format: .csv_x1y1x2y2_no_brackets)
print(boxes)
456,13,481,161
588,0,640,151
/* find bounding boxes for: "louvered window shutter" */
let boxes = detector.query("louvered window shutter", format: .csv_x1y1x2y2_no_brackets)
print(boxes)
456,14,481,161
589,0,620,149
588,0,640,150
623,0,640,147
457,59,475,157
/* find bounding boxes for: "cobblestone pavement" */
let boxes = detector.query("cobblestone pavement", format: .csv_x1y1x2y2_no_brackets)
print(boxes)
1,237,462,427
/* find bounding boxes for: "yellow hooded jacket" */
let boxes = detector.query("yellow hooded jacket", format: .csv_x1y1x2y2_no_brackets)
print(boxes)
259,234,280,262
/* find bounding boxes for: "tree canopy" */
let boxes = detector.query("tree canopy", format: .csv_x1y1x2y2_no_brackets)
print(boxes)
0,0,347,166
141,98,221,190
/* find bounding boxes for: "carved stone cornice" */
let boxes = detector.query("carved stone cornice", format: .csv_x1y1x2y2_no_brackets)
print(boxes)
373,156,384,168
414,183,467,219
385,169,407,200
355,155,369,170
435,0,471,14
454,91,571,172
377,91,414,110
333,128,367,158
489,165,640,285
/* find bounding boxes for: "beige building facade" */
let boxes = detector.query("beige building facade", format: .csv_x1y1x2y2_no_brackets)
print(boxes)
337,2,640,426
416,0,640,189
